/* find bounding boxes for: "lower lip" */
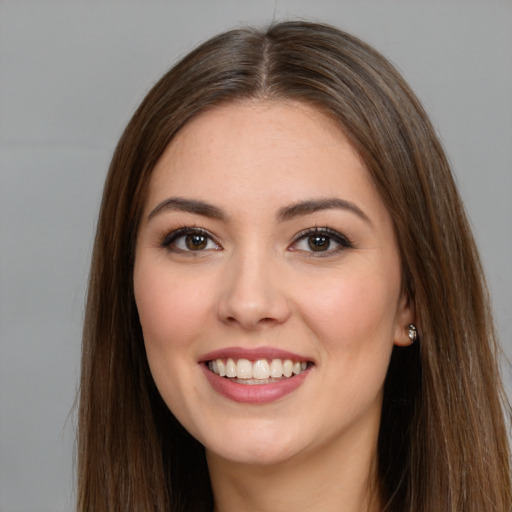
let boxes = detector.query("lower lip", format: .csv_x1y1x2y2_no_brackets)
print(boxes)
201,364,311,404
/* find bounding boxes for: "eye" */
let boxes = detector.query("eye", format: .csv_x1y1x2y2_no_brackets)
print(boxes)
291,228,352,255
161,227,221,252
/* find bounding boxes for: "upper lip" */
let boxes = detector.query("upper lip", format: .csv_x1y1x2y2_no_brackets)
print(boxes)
199,346,313,363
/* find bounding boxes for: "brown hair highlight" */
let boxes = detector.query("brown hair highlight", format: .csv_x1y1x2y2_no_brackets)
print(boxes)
78,21,511,511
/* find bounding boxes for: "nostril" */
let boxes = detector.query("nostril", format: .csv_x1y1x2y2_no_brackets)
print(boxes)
224,316,277,327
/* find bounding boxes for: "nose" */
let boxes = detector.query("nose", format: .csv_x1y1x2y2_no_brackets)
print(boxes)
217,249,291,330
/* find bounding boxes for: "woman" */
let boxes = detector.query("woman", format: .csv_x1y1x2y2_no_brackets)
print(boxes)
77,21,511,511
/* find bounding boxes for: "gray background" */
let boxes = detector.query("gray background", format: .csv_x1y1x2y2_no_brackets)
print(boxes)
0,1,511,511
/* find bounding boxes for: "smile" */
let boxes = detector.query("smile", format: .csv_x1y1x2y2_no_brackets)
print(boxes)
207,358,309,383
200,348,314,404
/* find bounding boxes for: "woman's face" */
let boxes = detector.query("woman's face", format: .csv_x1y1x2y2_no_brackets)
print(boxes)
134,100,413,466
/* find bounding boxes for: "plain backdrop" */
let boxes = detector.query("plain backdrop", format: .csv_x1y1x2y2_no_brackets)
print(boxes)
0,1,511,511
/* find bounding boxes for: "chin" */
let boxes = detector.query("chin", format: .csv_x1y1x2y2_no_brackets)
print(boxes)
199,417,310,467
206,440,298,467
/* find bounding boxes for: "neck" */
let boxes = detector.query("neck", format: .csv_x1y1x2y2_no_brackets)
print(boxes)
207,418,382,512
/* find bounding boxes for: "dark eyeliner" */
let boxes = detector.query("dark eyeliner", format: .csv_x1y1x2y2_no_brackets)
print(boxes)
293,227,354,252
160,226,213,250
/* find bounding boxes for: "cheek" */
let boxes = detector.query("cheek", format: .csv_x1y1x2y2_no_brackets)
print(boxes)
134,262,215,354
296,269,401,420
133,262,216,419
297,267,401,355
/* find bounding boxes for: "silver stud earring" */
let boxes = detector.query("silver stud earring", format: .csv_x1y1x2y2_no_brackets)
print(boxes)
408,324,418,342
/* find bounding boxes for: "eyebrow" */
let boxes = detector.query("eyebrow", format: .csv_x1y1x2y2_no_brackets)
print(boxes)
277,198,372,226
148,197,226,221
147,196,372,226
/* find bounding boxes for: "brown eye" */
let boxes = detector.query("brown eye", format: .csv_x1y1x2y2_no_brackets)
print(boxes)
291,227,352,256
161,228,221,253
308,234,331,251
185,234,208,250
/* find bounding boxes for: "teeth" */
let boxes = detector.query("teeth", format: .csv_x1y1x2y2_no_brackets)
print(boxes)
252,359,270,379
208,357,310,380
270,359,283,378
236,359,252,379
225,358,237,377
283,359,293,377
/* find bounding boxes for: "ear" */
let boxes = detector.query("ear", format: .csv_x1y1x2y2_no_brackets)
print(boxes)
393,291,416,347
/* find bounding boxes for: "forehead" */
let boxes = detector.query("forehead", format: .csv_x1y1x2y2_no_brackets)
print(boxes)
171,99,348,151
141,100,398,237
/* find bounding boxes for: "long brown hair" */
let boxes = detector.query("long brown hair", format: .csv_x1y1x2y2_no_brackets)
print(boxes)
78,21,511,511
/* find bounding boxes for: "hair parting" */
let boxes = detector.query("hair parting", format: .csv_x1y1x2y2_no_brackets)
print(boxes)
78,21,511,512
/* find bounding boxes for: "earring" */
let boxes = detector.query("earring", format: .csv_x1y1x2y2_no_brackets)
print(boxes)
408,324,418,342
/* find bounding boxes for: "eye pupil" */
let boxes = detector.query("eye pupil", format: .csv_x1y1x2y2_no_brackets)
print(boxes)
186,234,207,250
308,235,330,251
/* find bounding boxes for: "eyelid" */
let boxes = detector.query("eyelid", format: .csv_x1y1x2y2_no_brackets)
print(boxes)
160,226,221,252
158,225,352,255
290,227,353,254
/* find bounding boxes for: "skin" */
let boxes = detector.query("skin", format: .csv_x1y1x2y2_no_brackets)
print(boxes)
134,100,413,512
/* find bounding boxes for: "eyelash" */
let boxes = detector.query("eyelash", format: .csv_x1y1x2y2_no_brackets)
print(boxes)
159,226,353,255
291,227,353,256
160,226,220,253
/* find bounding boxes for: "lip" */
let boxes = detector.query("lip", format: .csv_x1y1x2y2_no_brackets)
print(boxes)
199,346,313,363
201,363,311,404
199,346,314,404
